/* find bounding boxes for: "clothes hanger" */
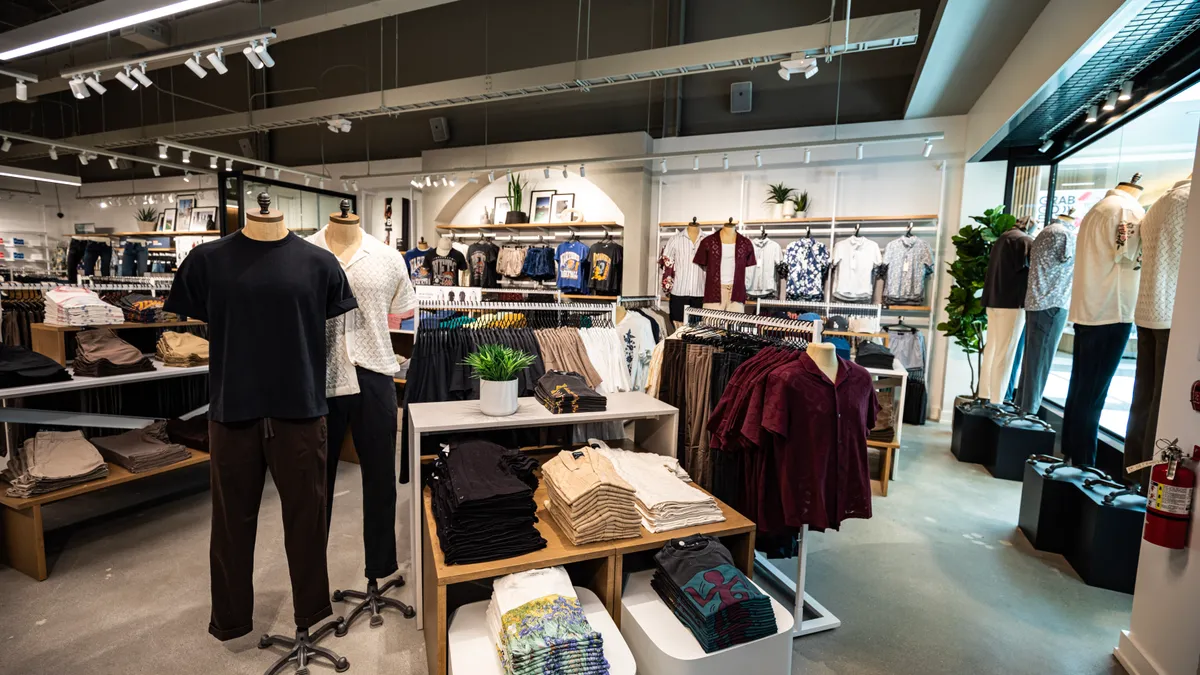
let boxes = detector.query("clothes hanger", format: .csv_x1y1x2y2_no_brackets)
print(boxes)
905,222,914,237
854,223,861,236
805,225,812,239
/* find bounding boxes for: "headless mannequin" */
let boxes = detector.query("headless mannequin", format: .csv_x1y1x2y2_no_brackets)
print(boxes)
687,218,701,244
436,235,453,256
324,200,362,264
719,219,738,244
807,342,838,383
243,193,289,241
1114,175,1144,199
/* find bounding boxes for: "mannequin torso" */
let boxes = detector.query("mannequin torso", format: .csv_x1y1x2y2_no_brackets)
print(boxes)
687,224,700,244
325,202,363,264
719,225,737,244
243,193,288,241
807,342,838,383
436,236,453,256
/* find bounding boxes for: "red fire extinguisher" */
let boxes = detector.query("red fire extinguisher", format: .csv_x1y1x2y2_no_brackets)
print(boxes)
1143,440,1196,550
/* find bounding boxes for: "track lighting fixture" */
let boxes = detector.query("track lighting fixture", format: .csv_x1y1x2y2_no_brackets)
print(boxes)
183,172,191,183
225,159,233,171
352,180,359,191
1038,139,1054,153
468,174,479,183
69,76,89,99
78,153,89,165
206,47,228,75
0,137,9,153
15,80,27,101
244,42,264,69
410,178,422,189
1103,91,1118,111
488,170,495,182
131,63,153,88
423,175,431,187
115,66,138,91
449,175,456,186
440,176,448,187
342,180,349,191
804,148,811,164
544,167,551,179
304,176,311,186
1086,105,1098,123
273,168,280,179
693,156,699,170
99,200,108,209
506,169,512,179
184,52,208,79
579,164,586,178
257,167,266,177
49,146,57,160
722,154,729,170
84,72,106,95
254,38,275,68
152,165,161,177
660,158,668,173
1118,80,1133,101
855,144,864,160
209,156,218,169
755,152,762,168
181,150,191,164
108,157,119,170
778,54,818,81
158,144,168,159
922,140,933,158
318,179,325,189
562,165,568,178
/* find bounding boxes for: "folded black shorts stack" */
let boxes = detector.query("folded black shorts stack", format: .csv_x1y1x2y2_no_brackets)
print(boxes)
535,371,606,414
430,439,547,565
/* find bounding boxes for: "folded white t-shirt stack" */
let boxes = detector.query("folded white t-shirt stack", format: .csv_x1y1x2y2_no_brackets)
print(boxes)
588,439,725,533
44,287,124,326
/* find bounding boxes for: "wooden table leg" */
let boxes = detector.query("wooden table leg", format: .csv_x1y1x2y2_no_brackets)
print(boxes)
2,504,47,580
881,446,894,497
726,531,756,581
422,517,447,675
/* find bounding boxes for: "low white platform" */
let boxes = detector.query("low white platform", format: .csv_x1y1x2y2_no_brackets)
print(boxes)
447,586,637,675
620,569,794,675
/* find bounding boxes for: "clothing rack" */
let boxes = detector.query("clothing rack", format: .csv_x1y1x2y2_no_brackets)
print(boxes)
416,300,618,330
616,295,660,307
682,306,840,639
756,298,882,322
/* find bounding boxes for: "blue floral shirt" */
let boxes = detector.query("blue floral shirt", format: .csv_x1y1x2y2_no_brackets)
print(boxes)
784,239,830,300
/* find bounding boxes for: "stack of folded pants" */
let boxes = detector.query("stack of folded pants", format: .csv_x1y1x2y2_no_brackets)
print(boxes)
156,331,210,367
589,439,724,532
90,421,192,472
535,371,606,413
868,389,895,443
486,566,609,675
72,328,155,377
651,535,777,652
0,345,72,388
429,439,547,565
542,447,641,544
3,430,108,497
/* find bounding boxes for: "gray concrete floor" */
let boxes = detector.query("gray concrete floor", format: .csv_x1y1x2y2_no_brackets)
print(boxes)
0,422,1133,675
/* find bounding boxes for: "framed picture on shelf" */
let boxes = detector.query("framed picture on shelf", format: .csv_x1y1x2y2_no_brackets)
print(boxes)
493,197,511,224
550,193,577,222
176,194,195,224
529,190,556,223
158,208,177,232
189,206,217,232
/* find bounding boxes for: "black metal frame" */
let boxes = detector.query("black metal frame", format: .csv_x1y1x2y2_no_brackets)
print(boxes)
217,170,356,235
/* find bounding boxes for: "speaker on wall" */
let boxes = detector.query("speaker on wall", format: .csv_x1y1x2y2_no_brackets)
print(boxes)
731,82,752,114
430,117,450,143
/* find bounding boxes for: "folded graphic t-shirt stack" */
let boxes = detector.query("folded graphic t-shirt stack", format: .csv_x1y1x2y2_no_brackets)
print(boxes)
90,421,192,473
116,293,165,323
486,566,610,675
156,331,210,367
0,345,72,388
72,328,155,377
588,439,724,533
535,371,607,414
651,535,777,652
541,447,641,545
429,439,547,565
44,287,124,326
3,430,108,498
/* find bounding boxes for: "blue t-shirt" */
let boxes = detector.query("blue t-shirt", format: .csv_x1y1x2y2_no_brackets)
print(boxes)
555,241,590,293
404,247,431,286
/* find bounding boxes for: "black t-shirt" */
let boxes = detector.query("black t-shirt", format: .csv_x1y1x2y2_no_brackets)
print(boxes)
163,232,357,423
588,241,623,294
422,249,467,286
467,241,500,287
981,228,1034,309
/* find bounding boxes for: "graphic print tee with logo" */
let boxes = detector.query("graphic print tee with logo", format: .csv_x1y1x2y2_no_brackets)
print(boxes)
421,248,467,287
555,240,590,293
404,247,432,285
467,241,500,287
588,241,623,295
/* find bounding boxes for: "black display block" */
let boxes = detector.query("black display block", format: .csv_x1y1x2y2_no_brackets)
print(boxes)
1065,481,1145,594
1019,459,1095,554
950,402,998,464
986,417,1056,481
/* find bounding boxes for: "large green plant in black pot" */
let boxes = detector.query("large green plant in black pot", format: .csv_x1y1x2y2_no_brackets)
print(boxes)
937,205,1016,399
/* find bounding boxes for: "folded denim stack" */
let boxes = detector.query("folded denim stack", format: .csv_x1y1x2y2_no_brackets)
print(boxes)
430,439,547,565
0,346,72,388
91,421,191,473
44,287,124,326
3,430,108,498
156,331,210,367
542,447,641,544
72,328,155,377
651,535,777,653
868,389,895,443
115,293,165,323
589,439,724,533
535,371,606,414
486,566,609,675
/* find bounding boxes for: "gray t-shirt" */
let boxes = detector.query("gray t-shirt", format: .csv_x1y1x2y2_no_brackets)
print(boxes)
881,237,933,303
1025,221,1076,312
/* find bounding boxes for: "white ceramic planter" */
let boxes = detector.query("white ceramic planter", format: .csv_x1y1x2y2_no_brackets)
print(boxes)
770,203,785,220
480,379,519,416
783,201,796,218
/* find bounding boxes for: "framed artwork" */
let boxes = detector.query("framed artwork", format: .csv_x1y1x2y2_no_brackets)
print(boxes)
159,208,177,232
550,193,577,222
74,222,96,234
189,206,217,232
529,190,556,223
176,194,195,224
493,196,511,224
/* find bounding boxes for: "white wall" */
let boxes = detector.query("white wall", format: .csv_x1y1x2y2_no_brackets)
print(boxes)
449,171,624,226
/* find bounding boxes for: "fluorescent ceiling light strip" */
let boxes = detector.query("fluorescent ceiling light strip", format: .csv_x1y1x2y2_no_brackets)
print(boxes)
0,164,81,186
156,139,327,183
2,0,225,61
0,129,203,175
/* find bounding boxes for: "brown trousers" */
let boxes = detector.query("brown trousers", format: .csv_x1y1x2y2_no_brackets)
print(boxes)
685,344,714,490
208,417,332,640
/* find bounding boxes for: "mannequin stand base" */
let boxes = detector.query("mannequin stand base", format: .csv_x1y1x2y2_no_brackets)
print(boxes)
333,576,415,635
257,618,350,675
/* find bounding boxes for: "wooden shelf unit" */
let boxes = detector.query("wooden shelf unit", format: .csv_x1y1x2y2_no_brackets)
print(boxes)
31,320,205,366
104,230,221,237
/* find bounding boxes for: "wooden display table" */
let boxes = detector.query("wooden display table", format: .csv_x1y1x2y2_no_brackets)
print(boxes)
31,320,205,365
0,448,209,580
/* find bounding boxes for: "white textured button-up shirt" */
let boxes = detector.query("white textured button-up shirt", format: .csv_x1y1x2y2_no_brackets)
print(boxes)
309,227,416,397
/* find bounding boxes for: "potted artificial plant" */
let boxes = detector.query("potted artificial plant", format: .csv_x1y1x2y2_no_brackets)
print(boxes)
463,343,537,416
504,174,532,224
135,206,159,232
765,182,794,220
789,191,810,219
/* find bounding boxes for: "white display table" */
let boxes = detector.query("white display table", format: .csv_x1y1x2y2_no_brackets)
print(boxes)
448,586,636,675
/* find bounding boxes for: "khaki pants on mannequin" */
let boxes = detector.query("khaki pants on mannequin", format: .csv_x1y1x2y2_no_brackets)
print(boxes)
702,285,745,312
978,308,1025,404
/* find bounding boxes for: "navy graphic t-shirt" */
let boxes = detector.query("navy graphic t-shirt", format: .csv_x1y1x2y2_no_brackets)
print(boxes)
555,240,589,293
422,249,467,287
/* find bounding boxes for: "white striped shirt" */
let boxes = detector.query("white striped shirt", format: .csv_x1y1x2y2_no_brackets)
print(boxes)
659,230,706,297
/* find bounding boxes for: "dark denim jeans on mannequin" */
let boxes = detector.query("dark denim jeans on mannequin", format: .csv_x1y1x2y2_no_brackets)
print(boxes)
66,239,87,283
1061,322,1132,467
80,241,112,277
120,242,149,276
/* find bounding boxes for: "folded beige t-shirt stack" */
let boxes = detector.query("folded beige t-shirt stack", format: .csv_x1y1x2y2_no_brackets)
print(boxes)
542,447,642,545
156,331,210,367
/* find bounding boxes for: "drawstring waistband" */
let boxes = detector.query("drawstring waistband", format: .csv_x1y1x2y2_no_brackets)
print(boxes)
263,418,275,440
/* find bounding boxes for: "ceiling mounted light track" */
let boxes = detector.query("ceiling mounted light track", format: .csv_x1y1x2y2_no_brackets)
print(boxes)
922,140,933,158
1103,91,1118,111
1086,106,1098,123
1038,139,1054,153
155,138,324,184
1118,80,1133,101
1,66,38,103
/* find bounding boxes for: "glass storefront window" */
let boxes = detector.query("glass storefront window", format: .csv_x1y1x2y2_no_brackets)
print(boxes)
1038,80,1200,438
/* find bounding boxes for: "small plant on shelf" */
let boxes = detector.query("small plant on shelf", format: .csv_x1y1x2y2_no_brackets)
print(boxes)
135,206,159,232
505,174,532,223
789,191,810,217
765,182,794,220
462,344,537,416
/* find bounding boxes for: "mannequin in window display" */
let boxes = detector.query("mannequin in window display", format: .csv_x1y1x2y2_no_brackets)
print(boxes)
1062,173,1145,467
978,215,1035,405
1016,208,1077,415
1124,174,1190,486
659,217,706,324
693,219,756,313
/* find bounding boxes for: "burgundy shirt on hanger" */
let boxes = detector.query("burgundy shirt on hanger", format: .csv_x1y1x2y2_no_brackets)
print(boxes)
760,353,878,531
692,232,757,304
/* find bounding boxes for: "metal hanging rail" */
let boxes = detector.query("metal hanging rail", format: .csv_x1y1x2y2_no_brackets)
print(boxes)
417,300,618,328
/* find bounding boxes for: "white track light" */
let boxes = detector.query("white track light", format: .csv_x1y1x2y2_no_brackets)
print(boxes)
183,172,191,183
660,158,667,173
84,72,106,95
1038,139,1054,153
923,140,933,158
131,63,153,88
318,179,325,189
108,157,118,169
78,153,89,165
410,178,421,188
449,175,456,186
544,167,550,179
1119,80,1133,101
254,38,275,68
69,76,89,99
152,165,161,176
488,170,495,182
184,52,207,79
580,164,586,177
755,152,762,168
805,63,819,79
722,154,729,170
1103,91,1118,111
692,156,699,170
804,148,811,163
244,42,264,69
181,150,191,164
506,169,512,179
778,66,791,82
1086,105,1098,123
425,175,432,187
158,144,168,159
0,137,9,152
304,176,311,186
440,176,448,186
225,159,233,171
206,47,228,75
15,80,28,101
257,166,265,177
342,181,349,191
115,66,138,90
49,146,57,160
856,144,864,160
273,169,280,180
562,165,568,178
468,174,479,183
352,180,359,191
99,200,107,208
209,156,218,169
